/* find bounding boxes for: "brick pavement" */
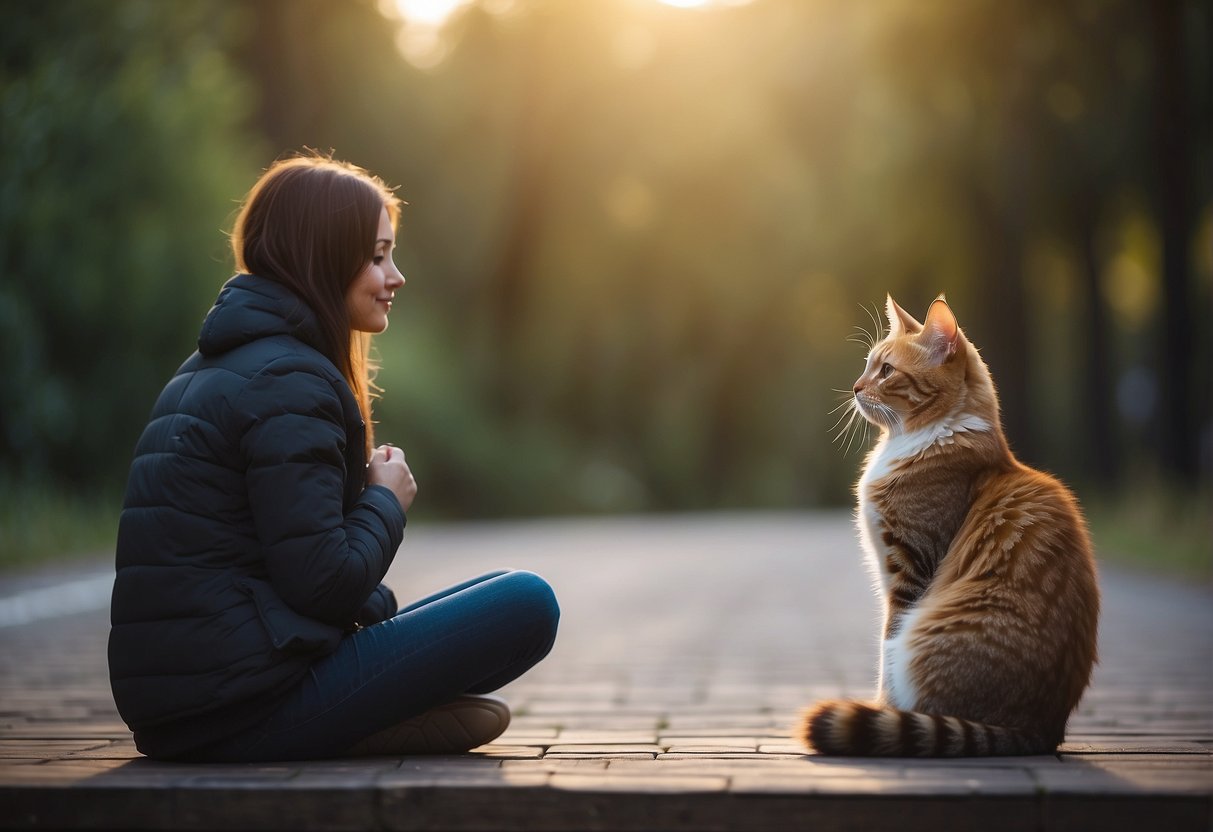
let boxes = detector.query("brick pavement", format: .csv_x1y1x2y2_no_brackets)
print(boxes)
0,512,1210,830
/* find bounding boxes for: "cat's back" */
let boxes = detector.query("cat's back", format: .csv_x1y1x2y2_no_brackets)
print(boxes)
938,461,1100,649
951,462,1095,576
920,461,1100,724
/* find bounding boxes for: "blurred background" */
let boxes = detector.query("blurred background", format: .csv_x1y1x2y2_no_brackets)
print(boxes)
1,0,1209,579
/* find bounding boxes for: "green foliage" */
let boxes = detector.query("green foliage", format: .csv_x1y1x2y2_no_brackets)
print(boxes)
0,0,261,489
2,0,1209,558
0,477,119,569
247,0,1208,518
1087,481,1213,585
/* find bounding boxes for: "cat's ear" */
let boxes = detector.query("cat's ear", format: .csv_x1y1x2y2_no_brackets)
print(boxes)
920,295,960,363
885,294,923,338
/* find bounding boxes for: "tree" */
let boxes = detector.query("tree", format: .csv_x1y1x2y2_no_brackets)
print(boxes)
0,0,260,489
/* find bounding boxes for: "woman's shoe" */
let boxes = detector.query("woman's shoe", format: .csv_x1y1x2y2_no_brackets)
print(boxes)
345,694,511,756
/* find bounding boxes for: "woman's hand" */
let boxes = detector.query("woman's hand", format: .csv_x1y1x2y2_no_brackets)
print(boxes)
367,444,417,512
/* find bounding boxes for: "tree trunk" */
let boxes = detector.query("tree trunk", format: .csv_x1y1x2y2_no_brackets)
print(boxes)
1150,0,1197,481
969,186,1032,466
1078,202,1118,485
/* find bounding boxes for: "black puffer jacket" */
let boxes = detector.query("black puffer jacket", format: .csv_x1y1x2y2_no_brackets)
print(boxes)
108,273,405,760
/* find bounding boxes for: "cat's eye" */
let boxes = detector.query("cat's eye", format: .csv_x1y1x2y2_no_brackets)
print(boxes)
879,362,893,379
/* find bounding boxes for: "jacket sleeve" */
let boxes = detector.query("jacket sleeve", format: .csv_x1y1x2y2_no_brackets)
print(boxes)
356,583,399,627
237,362,405,627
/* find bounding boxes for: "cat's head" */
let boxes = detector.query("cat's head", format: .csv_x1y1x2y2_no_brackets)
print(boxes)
851,294,994,435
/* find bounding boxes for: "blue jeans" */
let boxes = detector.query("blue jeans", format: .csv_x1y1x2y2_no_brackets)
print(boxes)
193,569,559,762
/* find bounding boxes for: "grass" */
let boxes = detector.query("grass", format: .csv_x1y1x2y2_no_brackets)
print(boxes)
1086,483,1212,586
1,475,1207,589
0,481,120,571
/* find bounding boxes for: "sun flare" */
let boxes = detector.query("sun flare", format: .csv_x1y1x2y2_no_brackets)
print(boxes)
381,0,758,69
389,0,471,26
656,0,755,7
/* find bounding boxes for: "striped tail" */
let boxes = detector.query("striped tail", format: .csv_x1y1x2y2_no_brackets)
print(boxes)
800,700,1055,757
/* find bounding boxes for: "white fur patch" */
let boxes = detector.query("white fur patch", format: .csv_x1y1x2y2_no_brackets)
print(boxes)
857,497,889,596
867,412,992,483
856,409,991,598
880,604,924,710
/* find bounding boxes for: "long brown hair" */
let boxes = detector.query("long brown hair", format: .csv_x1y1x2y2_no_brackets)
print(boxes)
230,153,400,458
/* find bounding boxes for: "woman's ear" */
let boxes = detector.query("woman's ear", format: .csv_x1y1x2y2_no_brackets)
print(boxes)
920,295,960,363
885,294,923,338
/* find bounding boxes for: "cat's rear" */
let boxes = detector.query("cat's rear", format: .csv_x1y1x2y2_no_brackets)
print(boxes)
800,295,1099,757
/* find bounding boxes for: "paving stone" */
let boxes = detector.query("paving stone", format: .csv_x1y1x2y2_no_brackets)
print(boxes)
497,726,559,739
658,735,758,746
662,713,785,730
551,730,659,744
0,723,130,739
546,744,663,755
1059,740,1213,754
483,735,553,748
664,744,759,754
500,759,610,772
543,753,658,761
514,714,660,731
0,514,1210,830
465,745,545,759
291,759,404,774
609,759,881,779
391,758,503,775
758,743,805,754
526,701,665,716
62,741,141,761
657,752,805,761
1031,761,1211,795
898,766,1039,792
550,772,729,793
0,739,111,759
376,763,552,790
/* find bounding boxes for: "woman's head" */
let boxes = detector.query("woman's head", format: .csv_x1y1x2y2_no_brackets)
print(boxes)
231,153,403,455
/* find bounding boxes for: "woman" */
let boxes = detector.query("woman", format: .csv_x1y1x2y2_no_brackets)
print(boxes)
108,154,559,762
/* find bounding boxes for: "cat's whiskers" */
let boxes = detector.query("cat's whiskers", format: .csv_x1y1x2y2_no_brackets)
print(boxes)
828,390,855,416
829,397,860,449
828,392,877,455
829,403,857,440
848,329,875,351
845,408,868,455
862,302,886,344
872,401,904,435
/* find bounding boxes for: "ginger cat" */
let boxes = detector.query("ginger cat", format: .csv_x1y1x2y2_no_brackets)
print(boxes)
801,295,1099,756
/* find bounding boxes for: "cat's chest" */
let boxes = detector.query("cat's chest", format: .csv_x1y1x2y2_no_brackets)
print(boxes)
858,433,918,515
857,446,901,591
856,428,977,592
855,431,944,587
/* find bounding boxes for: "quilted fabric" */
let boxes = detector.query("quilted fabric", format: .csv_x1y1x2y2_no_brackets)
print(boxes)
108,273,404,759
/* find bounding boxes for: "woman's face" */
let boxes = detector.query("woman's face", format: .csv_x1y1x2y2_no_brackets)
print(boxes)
346,206,405,333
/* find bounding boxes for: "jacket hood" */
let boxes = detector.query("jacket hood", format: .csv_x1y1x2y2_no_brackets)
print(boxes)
198,274,327,357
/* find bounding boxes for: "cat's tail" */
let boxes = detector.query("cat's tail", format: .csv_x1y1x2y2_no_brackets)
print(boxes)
799,700,1055,757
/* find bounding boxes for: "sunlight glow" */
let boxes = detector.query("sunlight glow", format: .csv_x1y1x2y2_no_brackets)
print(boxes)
656,0,756,8
380,0,755,69
381,0,518,70
391,0,471,26
379,0,473,69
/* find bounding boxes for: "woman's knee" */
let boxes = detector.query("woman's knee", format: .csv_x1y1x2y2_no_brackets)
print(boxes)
499,569,559,643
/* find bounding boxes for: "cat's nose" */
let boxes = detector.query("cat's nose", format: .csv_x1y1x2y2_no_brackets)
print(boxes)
853,382,865,395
